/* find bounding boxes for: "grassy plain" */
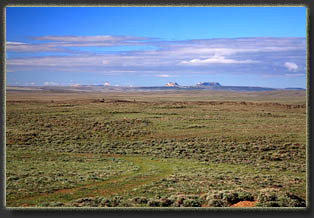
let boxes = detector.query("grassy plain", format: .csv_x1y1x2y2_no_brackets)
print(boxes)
6,89,307,208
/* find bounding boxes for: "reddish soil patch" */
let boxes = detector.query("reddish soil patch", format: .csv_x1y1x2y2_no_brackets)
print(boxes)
230,201,257,207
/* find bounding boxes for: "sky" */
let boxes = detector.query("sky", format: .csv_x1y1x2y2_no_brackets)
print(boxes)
6,6,307,88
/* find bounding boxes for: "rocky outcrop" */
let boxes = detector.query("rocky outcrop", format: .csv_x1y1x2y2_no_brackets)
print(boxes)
196,82,221,87
164,82,179,87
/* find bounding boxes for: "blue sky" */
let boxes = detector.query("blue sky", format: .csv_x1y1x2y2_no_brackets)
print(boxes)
6,6,306,88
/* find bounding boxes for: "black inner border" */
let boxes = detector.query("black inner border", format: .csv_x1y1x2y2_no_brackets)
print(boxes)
0,0,312,217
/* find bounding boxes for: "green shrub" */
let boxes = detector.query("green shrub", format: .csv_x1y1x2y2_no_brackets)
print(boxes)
182,199,201,207
256,189,305,207
237,191,254,201
147,199,161,207
207,199,225,207
222,192,239,204
160,197,173,207
133,197,148,204
206,190,255,207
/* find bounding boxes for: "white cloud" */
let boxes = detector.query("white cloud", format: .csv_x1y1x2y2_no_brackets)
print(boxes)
32,35,149,42
167,47,241,56
6,68,15,72
284,62,298,72
6,41,27,45
109,70,137,73
6,35,153,53
284,73,305,77
35,35,119,42
7,55,110,67
155,74,177,78
6,36,305,80
6,42,68,52
44,81,59,86
180,55,257,65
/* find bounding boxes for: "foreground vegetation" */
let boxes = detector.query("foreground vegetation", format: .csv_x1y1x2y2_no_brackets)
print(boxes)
6,89,307,208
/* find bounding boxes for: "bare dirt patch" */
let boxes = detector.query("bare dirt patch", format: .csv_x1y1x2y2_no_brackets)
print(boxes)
230,200,257,207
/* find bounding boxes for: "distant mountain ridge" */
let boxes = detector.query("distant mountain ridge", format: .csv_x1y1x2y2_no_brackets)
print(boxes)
7,81,305,92
196,82,221,87
160,82,304,92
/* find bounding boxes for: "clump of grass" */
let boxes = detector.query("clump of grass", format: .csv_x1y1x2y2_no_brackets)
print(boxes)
186,124,206,129
182,199,202,207
205,190,254,207
132,197,148,205
70,196,124,207
6,91,306,207
146,194,203,207
256,188,305,207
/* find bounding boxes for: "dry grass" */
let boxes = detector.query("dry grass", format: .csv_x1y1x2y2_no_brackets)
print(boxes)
5,89,307,208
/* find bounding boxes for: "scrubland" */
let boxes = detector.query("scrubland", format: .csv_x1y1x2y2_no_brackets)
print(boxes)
5,89,307,208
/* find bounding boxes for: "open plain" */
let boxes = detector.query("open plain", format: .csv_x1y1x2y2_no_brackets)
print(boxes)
5,88,307,208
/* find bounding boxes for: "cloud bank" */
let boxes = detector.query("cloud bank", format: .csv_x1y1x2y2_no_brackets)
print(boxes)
6,36,306,85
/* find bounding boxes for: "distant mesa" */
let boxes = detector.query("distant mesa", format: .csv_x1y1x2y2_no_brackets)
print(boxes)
7,80,305,92
70,84,80,87
164,82,179,87
196,82,221,87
